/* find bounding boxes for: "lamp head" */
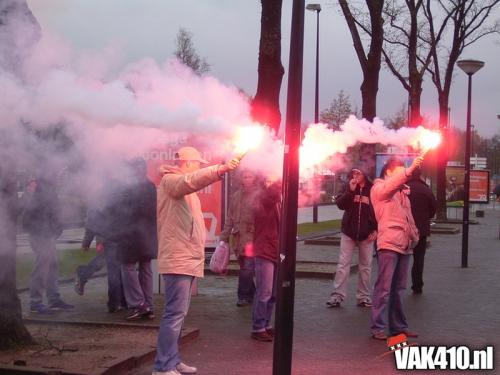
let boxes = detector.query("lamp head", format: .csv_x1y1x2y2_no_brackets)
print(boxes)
306,3,321,12
457,59,485,75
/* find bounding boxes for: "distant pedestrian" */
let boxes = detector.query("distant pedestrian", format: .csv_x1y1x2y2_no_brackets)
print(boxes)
250,180,281,342
407,169,437,294
119,158,158,320
22,173,74,314
494,183,500,202
326,167,377,308
219,169,258,307
153,147,239,375
74,208,106,296
370,156,422,340
74,178,127,313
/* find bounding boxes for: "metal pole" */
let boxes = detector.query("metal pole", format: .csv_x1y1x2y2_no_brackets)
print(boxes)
312,8,320,223
273,0,304,374
461,73,472,268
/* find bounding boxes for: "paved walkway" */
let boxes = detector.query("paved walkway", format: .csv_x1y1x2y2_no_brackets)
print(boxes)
131,207,499,375
16,205,500,374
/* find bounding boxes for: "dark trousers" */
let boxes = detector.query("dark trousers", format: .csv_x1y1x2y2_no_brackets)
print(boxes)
238,256,256,302
103,242,126,309
411,236,427,292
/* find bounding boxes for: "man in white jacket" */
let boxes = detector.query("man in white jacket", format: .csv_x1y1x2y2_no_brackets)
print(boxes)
153,147,239,375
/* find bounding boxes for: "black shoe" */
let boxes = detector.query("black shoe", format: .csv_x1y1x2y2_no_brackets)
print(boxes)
412,287,423,294
30,303,55,314
125,306,150,320
49,300,75,311
74,270,86,296
251,331,273,342
145,311,155,319
108,305,124,313
236,299,251,307
372,331,388,340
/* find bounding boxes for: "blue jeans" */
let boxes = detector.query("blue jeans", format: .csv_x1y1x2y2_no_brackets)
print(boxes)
29,235,61,306
121,260,153,310
238,256,255,302
371,250,411,335
77,253,106,282
153,274,194,372
252,257,276,332
103,242,125,310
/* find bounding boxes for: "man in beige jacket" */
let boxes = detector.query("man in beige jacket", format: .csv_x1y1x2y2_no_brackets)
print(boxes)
153,146,239,375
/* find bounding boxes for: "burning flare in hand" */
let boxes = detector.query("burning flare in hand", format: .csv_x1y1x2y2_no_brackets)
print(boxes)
419,130,442,155
233,125,266,160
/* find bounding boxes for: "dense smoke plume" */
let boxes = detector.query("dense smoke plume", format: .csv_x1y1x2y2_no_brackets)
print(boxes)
0,1,440,222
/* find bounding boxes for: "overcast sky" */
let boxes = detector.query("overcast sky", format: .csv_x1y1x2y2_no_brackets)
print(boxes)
27,0,500,138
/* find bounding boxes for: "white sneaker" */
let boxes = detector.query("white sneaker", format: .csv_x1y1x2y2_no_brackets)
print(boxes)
152,370,180,375
176,362,197,374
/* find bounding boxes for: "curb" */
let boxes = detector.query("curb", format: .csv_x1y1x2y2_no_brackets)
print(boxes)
0,328,200,375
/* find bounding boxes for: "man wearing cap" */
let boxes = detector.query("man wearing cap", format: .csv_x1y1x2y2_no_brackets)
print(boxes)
153,146,239,375
370,156,423,340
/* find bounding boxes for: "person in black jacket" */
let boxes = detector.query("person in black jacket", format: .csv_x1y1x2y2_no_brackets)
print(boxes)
118,158,158,320
326,167,377,308
22,173,74,314
407,169,437,294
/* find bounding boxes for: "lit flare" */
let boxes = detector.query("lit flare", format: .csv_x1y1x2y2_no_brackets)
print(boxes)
233,125,265,160
419,131,442,155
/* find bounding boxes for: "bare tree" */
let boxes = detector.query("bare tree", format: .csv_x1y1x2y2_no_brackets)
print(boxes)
251,0,285,134
174,28,210,75
320,90,359,130
338,0,385,176
423,0,500,219
381,0,448,127
385,103,409,130
0,0,36,349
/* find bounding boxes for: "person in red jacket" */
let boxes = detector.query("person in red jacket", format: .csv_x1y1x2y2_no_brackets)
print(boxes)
250,180,281,342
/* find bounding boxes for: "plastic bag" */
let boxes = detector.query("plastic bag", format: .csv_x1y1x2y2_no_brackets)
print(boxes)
209,242,230,274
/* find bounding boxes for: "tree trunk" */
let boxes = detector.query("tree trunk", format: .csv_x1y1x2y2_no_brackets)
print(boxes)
251,0,285,134
0,164,32,350
408,81,423,127
0,0,39,349
359,73,378,176
358,0,384,178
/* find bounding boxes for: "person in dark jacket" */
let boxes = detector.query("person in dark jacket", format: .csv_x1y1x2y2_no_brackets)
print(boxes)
407,169,437,294
251,180,281,342
22,174,74,314
118,158,158,320
326,167,377,308
74,207,106,297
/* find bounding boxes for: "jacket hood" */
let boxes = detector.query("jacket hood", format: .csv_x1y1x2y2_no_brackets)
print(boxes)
159,165,182,176
349,168,374,188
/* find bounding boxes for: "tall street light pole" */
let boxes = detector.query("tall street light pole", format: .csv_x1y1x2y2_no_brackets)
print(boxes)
273,0,304,374
307,3,321,223
457,59,484,268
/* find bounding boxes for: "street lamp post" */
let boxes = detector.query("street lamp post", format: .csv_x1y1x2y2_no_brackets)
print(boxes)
456,59,484,268
307,3,321,223
273,1,305,374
